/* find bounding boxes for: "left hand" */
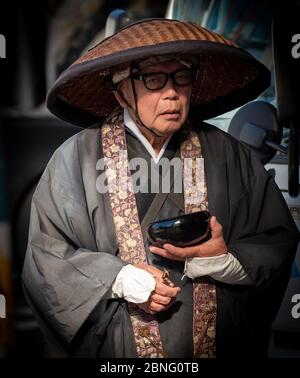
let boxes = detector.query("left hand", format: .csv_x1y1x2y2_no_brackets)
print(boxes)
149,216,228,262
133,263,181,314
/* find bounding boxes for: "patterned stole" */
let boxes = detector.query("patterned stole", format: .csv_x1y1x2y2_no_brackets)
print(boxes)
101,109,217,358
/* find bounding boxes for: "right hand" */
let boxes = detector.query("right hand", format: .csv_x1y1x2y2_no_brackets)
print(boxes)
133,263,181,315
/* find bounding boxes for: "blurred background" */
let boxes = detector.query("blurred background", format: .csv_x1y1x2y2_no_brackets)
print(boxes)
0,0,299,358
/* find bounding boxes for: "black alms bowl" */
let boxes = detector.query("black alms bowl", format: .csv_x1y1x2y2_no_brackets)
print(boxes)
147,211,211,248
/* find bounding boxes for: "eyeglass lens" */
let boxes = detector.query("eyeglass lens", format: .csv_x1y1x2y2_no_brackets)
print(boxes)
143,69,194,90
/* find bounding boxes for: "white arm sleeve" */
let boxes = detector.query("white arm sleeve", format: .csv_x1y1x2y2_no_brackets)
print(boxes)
112,264,156,303
184,253,253,285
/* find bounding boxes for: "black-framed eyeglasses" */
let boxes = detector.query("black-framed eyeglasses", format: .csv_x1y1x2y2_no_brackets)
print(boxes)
130,68,198,90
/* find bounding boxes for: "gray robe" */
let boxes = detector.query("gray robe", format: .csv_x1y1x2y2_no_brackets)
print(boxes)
22,121,299,357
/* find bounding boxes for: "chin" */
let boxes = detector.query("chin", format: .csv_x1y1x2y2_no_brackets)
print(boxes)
154,126,179,138
165,120,184,133
149,117,186,137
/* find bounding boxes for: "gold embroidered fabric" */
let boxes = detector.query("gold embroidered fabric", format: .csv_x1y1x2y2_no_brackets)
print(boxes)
101,110,216,357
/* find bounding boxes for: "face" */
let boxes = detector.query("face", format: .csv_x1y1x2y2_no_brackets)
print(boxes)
116,60,193,138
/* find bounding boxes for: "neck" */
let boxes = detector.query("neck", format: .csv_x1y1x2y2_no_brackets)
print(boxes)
126,107,170,154
138,126,170,154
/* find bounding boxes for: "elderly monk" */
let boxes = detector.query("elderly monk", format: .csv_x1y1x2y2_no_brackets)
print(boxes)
22,19,299,358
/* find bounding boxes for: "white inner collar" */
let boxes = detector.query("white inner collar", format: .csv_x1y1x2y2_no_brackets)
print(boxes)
124,108,173,164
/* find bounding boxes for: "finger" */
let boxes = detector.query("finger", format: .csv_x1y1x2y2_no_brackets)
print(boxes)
150,293,172,306
149,245,165,254
163,243,203,258
148,300,168,313
150,297,177,312
136,303,155,315
149,245,185,261
155,282,181,297
210,216,223,238
163,244,195,258
137,297,176,314
163,279,175,287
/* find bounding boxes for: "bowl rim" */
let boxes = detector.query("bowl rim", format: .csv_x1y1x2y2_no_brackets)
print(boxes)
147,210,211,229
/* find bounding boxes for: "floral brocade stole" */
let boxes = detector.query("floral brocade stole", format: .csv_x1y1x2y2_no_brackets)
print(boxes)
101,109,216,358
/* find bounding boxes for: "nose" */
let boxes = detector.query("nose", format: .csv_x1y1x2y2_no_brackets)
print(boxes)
162,78,179,100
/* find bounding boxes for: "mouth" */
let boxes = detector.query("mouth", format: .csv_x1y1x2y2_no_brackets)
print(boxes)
159,110,181,120
160,109,180,115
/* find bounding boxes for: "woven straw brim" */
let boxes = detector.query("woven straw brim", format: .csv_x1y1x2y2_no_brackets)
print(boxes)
47,19,270,127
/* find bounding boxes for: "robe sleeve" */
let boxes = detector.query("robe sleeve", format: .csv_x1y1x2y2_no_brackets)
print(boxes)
22,137,127,346
184,253,252,284
225,148,299,291
200,123,299,292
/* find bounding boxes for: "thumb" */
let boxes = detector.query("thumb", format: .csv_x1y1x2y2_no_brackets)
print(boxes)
210,216,223,238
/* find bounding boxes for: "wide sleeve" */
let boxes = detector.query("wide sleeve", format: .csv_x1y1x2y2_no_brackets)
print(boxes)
225,151,299,291
22,140,127,346
200,123,300,292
